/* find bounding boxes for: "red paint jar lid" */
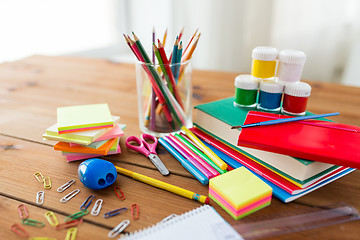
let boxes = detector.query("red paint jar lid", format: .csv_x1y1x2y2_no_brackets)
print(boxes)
252,46,278,61
279,49,306,65
284,82,311,97
234,74,259,90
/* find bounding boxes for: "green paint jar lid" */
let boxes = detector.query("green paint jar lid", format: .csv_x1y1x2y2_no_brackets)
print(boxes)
234,74,259,90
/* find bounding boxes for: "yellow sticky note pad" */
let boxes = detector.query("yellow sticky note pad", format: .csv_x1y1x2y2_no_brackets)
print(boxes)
57,103,114,133
209,167,272,210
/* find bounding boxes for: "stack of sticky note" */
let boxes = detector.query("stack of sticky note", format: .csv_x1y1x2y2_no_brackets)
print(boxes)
209,167,272,219
43,103,125,162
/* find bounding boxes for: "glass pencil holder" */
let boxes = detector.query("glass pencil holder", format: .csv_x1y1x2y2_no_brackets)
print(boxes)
135,59,193,137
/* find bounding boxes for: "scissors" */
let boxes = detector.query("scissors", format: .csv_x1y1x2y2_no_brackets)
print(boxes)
126,133,169,176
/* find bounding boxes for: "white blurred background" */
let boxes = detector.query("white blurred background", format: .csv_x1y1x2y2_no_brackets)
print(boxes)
1,0,359,86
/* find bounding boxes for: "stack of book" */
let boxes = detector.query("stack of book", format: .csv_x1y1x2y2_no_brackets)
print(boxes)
192,97,355,203
43,103,125,162
209,167,272,219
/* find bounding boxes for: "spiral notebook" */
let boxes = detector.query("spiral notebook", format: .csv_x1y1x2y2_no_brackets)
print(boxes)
121,205,243,240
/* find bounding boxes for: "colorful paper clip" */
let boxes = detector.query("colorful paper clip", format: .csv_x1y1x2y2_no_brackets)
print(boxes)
56,218,83,230
80,195,94,210
43,176,52,189
45,211,59,226
36,191,45,205
18,204,29,219
11,223,29,238
65,227,78,240
114,186,125,200
108,220,130,238
34,172,44,183
91,199,103,216
22,218,45,227
60,189,80,203
57,179,75,193
103,207,127,219
131,204,140,220
65,209,89,222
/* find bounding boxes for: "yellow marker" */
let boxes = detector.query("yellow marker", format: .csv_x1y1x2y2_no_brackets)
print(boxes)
181,126,227,170
115,166,209,204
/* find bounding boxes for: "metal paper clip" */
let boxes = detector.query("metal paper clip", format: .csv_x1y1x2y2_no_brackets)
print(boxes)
60,189,80,203
36,191,45,205
18,204,29,219
114,186,125,200
22,218,45,227
11,223,29,237
161,214,178,222
56,218,83,230
131,204,140,220
34,172,44,183
45,211,59,226
65,209,89,222
65,227,78,240
43,176,52,189
57,179,75,193
108,220,130,238
91,199,103,216
103,207,127,219
80,195,94,210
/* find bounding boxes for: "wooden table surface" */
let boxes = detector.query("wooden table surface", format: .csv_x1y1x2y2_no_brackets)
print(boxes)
0,55,359,239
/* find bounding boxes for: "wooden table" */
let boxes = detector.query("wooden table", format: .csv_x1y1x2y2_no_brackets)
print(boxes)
0,56,359,239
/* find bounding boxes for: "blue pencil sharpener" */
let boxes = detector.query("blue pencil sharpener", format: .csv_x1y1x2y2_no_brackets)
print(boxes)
78,158,117,190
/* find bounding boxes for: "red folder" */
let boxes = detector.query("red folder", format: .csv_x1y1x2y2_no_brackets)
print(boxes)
237,111,360,169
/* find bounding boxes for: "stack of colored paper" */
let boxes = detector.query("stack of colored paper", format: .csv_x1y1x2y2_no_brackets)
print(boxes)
209,167,272,219
43,103,125,162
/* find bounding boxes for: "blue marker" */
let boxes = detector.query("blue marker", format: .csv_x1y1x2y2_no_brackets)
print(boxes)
158,137,208,185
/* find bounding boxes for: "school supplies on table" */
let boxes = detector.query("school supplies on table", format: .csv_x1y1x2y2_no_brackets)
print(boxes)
158,137,209,185
231,112,339,129
209,167,272,219
191,127,355,203
237,111,360,168
43,117,121,145
44,104,125,161
57,103,114,133
121,205,242,240
115,166,210,204
126,133,169,176
194,97,334,181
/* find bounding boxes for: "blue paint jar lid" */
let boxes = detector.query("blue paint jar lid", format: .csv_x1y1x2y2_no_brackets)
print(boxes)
252,46,279,61
234,74,259,90
259,81,284,93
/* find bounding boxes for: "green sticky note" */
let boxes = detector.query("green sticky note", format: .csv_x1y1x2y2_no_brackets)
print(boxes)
57,104,113,133
209,167,272,209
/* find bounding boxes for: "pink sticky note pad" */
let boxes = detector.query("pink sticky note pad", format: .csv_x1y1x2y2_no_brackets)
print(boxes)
66,145,121,162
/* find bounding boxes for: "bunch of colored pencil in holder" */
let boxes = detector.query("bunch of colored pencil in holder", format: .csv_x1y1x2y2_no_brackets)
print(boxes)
124,29,200,135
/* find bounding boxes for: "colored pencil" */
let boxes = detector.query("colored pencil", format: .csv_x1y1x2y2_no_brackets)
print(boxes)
183,29,198,57
162,28,168,47
150,27,156,130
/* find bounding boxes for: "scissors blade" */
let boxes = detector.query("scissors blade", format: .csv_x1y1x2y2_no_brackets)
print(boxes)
148,154,169,176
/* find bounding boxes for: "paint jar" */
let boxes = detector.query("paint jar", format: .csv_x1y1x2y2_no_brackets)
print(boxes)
251,46,278,80
257,81,284,112
234,74,259,108
277,49,306,85
282,82,311,116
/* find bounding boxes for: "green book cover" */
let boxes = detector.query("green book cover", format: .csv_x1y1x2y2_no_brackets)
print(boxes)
194,97,335,182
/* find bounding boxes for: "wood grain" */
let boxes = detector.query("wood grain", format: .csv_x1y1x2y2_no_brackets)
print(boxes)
0,55,359,239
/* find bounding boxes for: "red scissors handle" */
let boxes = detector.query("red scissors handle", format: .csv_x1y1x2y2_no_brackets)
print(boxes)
126,136,150,156
140,133,158,154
